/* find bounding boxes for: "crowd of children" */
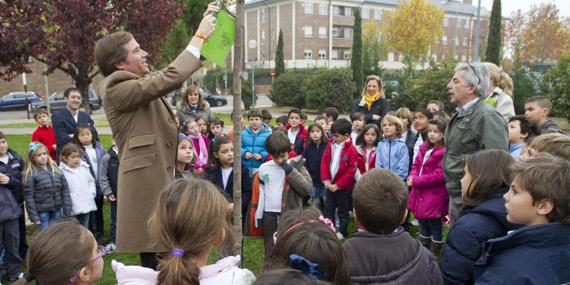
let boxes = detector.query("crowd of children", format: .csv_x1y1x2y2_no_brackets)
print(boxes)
1,86,569,284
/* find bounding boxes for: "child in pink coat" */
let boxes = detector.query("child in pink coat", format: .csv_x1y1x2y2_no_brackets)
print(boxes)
407,118,448,256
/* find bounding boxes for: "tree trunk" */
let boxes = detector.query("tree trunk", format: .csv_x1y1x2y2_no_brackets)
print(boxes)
231,0,245,258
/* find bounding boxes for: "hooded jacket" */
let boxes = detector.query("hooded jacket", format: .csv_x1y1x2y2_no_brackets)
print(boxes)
60,161,97,215
0,150,24,222
175,100,214,129
240,124,271,176
439,188,522,285
23,166,72,222
344,229,443,284
375,138,410,180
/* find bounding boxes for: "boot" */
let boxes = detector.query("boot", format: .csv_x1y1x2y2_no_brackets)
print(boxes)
417,235,431,249
430,240,444,260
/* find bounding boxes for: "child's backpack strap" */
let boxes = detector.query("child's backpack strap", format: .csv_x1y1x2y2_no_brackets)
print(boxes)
248,172,262,237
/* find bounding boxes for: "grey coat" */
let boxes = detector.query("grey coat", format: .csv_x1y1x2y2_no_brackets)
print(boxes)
23,167,72,222
444,99,508,197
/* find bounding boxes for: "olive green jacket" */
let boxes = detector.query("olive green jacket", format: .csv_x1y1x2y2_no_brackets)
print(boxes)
444,99,508,197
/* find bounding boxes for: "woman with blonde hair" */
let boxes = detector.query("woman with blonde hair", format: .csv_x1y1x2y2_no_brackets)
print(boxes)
483,62,515,122
176,85,215,129
352,75,391,125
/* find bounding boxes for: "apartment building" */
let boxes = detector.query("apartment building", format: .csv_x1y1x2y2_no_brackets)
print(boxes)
244,0,490,70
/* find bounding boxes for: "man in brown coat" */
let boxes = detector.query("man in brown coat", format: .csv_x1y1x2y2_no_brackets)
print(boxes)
94,5,218,268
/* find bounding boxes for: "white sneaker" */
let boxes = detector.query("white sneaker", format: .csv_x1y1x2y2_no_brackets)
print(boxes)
411,219,420,227
105,243,116,252
336,232,344,240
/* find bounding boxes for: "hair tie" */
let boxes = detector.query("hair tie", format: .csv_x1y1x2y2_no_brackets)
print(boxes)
289,254,326,280
28,142,43,156
172,248,184,257
283,216,336,237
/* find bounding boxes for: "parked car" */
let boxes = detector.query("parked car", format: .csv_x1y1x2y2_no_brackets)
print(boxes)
170,87,228,107
0,91,41,111
30,88,102,113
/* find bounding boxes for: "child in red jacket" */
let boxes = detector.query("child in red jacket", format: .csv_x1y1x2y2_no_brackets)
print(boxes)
31,109,57,160
321,118,359,238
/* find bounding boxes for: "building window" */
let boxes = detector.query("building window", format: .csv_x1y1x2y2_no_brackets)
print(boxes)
319,3,328,15
373,9,381,20
455,36,459,46
304,2,313,14
260,9,265,23
443,17,449,27
344,50,352,60
455,18,461,28
463,37,468,46
442,35,448,45
332,50,338,59
345,7,353,16
261,30,266,41
319,27,327,38
261,52,266,60
303,26,313,37
318,49,327,59
463,19,469,28
304,49,313,59
344,28,353,39
461,55,467,62
362,8,369,19
332,28,339,38
333,6,340,16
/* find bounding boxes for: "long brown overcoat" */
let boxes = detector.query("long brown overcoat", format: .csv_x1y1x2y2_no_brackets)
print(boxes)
100,51,201,252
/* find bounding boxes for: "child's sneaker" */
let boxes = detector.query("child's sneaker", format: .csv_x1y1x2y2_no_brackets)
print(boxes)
411,219,420,226
105,243,116,252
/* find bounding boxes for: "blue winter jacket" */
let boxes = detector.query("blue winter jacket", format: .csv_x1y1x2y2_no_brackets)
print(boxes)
439,188,522,285
241,125,271,176
375,137,409,180
0,150,24,222
474,223,570,284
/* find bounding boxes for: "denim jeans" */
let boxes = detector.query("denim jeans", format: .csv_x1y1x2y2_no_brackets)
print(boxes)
37,209,63,231
0,219,22,280
324,189,351,236
74,213,90,228
418,218,443,242
310,186,326,213
110,201,117,242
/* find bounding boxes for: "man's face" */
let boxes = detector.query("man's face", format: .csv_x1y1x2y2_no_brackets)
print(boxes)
524,102,548,125
0,138,8,156
36,113,49,127
447,70,476,107
288,113,301,129
65,91,82,111
116,38,149,77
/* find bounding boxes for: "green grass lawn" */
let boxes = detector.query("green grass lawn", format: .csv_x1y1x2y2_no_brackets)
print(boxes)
6,133,447,284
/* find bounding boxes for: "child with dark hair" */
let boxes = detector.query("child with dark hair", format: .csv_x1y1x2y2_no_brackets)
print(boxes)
345,169,442,284
303,123,328,211
355,123,380,181
261,109,273,125
321,118,359,239
412,109,434,162
507,115,537,160
285,108,307,156
183,117,209,174
241,109,271,176
267,208,351,285
475,153,570,283
207,118,225,141
253,269,321,285
313,115,330,138
350,112,365,143
322,107,339,125
300,111,308,125
524,96,563,134
253,131,311,267
275,115,288,128
439,150,520,284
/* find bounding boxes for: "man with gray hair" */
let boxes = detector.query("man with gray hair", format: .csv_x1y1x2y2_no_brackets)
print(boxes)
443,62,508,224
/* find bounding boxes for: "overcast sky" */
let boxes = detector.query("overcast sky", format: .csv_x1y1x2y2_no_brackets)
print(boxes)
480,0,570,18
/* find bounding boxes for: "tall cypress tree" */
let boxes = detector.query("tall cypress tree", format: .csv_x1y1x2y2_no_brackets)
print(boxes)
351,8,363,98
275,30,285,77
485,0,502,65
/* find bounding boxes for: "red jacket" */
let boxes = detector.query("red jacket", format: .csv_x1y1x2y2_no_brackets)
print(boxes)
320,139,358,190
357,146,376,174
32,126,57,160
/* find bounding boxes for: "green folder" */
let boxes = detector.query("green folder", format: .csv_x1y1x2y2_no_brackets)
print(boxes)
201,9,236,67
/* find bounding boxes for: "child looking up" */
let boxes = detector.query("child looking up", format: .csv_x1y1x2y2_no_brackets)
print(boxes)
24,142,71,231
113,178,256,285
183,117,209,174
375,115,409,181
355,123,380,181
321,118,359,239
407,119,448,256
16,220,106,285
241,109,271,177
439,150,519,284
475,153,570,283
303,123,328,212
176,135,196,179
31,108,57,160
59,144,97,228
507,115,537,160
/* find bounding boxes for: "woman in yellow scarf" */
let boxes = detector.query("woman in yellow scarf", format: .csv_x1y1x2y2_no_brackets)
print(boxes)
352,75,391,125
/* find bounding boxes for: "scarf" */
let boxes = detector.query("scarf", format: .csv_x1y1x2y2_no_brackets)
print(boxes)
188,134,208,169
364,91,381,110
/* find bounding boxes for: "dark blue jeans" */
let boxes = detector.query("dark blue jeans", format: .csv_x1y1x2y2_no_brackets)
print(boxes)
418,218,443,242
324,189,351,236
0,219,22,280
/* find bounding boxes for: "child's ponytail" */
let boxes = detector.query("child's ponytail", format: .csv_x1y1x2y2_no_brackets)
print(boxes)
150,178,229,285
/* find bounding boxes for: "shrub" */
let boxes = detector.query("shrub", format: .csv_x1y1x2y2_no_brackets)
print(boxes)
545,54,570,121
269,72,306,108
303,68,355,113
402,59,456,114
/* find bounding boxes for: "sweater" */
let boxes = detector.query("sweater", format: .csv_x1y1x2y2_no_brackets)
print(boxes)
31,125,57,160
23,166,72,222
375,137,410,180
60,161,97,215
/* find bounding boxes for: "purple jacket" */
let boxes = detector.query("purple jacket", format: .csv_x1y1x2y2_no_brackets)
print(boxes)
408,143,448,219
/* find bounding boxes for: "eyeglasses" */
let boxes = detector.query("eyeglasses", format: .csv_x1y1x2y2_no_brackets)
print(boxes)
69,245,107,283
